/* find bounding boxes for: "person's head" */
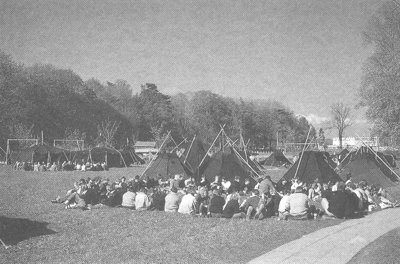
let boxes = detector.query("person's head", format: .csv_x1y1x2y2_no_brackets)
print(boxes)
282,189,290,196
170,186,177,193
245,178,250,184
215,175,220,182
121,177,126,182
336,181,345,191
322,183,329,190
139,187,146,193
201,175,206,180
252,189,260,196
230,192,240,201
234,176,240,182
264,175,271,180
257,178,263,183
174,174,180,180
135,175,140,181
213,189,221,196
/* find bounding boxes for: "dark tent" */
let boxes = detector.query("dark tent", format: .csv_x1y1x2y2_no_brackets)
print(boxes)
90,147,126,167
261,150,292,167
200,148,257,185
10,144,68,164
142,152,191,180
338,147,399,187
279,151,342,184
180,137,209,176
120,147,145,165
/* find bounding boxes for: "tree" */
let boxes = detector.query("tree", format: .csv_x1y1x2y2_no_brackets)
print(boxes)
331,103,352,149
359,1,400,143
318,128,326,150
95,119,121,147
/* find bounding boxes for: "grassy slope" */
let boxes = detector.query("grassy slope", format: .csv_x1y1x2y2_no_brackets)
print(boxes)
0,166,344,264
349,227,400,264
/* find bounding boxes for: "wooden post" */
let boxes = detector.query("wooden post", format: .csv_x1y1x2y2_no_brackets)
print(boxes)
184,135,196,164
6,139,9,165
198,126,225,168
294,126,312,179
41,131,44,145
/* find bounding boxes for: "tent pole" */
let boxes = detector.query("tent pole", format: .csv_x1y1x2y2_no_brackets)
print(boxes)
224,134,260,181
294,126,312,179
171,137,188,153
141,131,171,177
198,126,225,169
6,139,9,165
184,135,196,164
355,134,400,181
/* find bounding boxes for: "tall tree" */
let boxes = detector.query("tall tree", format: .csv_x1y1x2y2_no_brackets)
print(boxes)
331,102,352,149
359,1,400,143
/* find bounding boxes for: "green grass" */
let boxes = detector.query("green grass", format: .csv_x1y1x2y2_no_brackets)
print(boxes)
0,166,344,264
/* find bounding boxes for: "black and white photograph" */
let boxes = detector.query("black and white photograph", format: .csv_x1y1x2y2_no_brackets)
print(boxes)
1,0,400,263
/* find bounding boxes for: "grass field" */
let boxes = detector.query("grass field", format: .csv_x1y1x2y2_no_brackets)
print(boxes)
0,166,345,264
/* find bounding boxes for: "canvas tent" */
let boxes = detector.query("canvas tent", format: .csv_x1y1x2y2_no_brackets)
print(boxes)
261,150,292,167
200,147,258,184
179,136,209,177
279,151,342,184
121,147,145,165
141,152,191,180
338,147,398,187
9,144,68,164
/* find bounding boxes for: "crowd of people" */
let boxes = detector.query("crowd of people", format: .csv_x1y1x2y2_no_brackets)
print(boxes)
51,173,400,220
14,160,109,172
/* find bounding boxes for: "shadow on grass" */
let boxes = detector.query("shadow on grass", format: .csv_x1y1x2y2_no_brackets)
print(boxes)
0,216,56,245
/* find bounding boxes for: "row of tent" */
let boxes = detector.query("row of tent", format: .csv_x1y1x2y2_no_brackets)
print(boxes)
143,137,400,189
8,144,145,167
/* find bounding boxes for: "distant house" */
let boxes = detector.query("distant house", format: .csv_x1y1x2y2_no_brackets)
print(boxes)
134,141,158,154
331,137,378,148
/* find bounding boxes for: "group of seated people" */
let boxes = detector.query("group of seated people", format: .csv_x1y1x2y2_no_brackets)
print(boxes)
51,173,400,220
13,160,109,172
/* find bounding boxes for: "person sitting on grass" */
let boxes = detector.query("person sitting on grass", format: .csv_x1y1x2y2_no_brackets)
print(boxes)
242,178,254,194
208,189,225,218
101,183,119,207
240,189,261,220
196,187,209,216
121,186,136,209
288,186,313,220
210,175,221,190
135,187,151,211
222,192,244,219
199,175,210,189
178,187,198,215
164,187,181,213
378,187,400,209
185,176,196,188
65,182,88,210
149,187,166,211
278,189,291,220
321,182,355,219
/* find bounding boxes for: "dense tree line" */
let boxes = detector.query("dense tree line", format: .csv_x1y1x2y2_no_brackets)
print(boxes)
360,1,400,145
0,50,315,150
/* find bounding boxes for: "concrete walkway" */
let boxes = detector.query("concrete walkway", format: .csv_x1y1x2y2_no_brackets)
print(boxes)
249,208,400,264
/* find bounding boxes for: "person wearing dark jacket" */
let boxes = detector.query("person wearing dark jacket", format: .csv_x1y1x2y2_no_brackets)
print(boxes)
222,193,244,219
322,182,355,219
208,189,225,217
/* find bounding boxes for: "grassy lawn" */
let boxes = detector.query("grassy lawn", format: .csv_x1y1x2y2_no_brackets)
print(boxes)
0,166,344,264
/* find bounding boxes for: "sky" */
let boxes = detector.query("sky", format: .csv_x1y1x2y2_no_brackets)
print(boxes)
0,0,384,136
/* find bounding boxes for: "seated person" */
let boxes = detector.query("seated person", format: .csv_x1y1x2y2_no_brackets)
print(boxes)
164,187,181,212
222,192,244,219
240,189,261,220
288,186,313,219
149,187,166,211
198,175,210,189
185,176,196,188
196,187,209,216
242,178,254,193
278,189,291,220
178,187,197,215
321,182,355,219
208,189,225,217
135,187,151,211
121,186,136,209
210,175,221,190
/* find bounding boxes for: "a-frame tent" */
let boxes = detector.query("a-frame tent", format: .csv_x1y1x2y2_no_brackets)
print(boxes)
141,152,191,180
200,147,258,185
261,150,292,167
179,136,209,177
338,147,399,188
279,151,342,184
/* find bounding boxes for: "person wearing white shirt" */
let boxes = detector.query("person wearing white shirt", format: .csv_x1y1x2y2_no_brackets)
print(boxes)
178,188,197,215
135,188,150,211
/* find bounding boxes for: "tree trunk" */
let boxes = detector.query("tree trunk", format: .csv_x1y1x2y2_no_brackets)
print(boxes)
339,130,343,149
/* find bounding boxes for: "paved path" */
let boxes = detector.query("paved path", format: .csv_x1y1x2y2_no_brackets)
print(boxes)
248,208,400,264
